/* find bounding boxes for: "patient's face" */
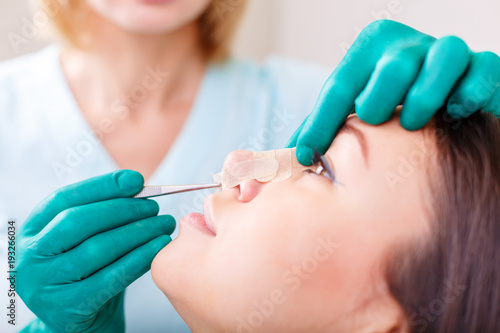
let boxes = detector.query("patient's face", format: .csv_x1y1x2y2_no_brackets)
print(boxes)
152,114,436,332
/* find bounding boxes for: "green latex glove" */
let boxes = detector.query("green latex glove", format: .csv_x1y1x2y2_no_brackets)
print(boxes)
19,318,52,333
287,19,500,165
18,170,175,333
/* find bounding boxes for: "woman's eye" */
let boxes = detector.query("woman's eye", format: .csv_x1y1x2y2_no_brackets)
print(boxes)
306,150,339,184
315,165,332,180
302,164,334,182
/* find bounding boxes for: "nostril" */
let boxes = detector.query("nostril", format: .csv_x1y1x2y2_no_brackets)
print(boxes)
238,179,264,202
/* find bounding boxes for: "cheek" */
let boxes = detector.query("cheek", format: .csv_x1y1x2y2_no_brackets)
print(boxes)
205,186,335,313
328,136,397,219
151,228,213,300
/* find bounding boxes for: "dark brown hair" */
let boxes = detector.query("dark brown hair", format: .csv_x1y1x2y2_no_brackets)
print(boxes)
386,109,500,332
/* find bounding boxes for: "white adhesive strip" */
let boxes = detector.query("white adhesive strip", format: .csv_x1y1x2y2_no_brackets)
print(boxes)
214,148,301,190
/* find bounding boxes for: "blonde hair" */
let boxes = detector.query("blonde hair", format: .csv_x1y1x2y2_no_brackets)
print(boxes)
44,0,246,61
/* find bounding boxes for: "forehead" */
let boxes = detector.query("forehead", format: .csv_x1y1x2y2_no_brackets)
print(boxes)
331,114,436,157
326,115,438,194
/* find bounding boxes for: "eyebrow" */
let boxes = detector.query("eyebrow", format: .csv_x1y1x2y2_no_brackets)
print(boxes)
341,122,369,167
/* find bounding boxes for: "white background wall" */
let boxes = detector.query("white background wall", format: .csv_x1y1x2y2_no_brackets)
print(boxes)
1,0,500,68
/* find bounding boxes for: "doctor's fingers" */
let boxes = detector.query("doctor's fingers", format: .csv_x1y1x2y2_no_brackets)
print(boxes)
53,235,171,309
484,87,500,118
355,42,431,125
293,43,427,165
33,198,162,255
291,22,387,165
285,113,310,149
51,215,174,282
400,36,471,130
21,170,144,238
293,21,433,165
293,60,373,165
447,51,500,118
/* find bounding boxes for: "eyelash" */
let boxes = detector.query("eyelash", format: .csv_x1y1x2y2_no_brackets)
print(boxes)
304,150,337,183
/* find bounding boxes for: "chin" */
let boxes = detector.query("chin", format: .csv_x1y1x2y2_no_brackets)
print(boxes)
113,14,193,34
151,247,167,290
151,243,217,332
104,1,209,35
151,239,179,295
151,234,196,302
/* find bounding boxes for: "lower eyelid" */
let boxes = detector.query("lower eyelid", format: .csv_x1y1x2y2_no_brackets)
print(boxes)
303,168,333,183
303,168,323,178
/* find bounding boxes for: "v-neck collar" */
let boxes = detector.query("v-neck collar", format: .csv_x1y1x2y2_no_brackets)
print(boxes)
49,45,217,184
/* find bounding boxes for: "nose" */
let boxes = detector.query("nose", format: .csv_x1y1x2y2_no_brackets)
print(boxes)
221,150,268,203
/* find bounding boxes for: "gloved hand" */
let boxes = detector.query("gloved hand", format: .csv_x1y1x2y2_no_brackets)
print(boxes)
287,19,500,165
18,170,175,333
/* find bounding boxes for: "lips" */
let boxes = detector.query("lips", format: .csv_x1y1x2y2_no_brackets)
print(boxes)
178,195,216,236
180,212,215,236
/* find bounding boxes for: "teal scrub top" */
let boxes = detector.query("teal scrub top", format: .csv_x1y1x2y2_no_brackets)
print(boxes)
0,45,330,332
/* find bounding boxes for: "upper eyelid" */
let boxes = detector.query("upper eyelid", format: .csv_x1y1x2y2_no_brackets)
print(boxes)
309,150,343,185
319,156,335,179
319,155,343,186
311,150,334,173
303,152,336,180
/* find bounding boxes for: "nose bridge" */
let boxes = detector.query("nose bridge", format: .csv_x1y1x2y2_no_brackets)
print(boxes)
222,150,254,169
214,148,301,191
